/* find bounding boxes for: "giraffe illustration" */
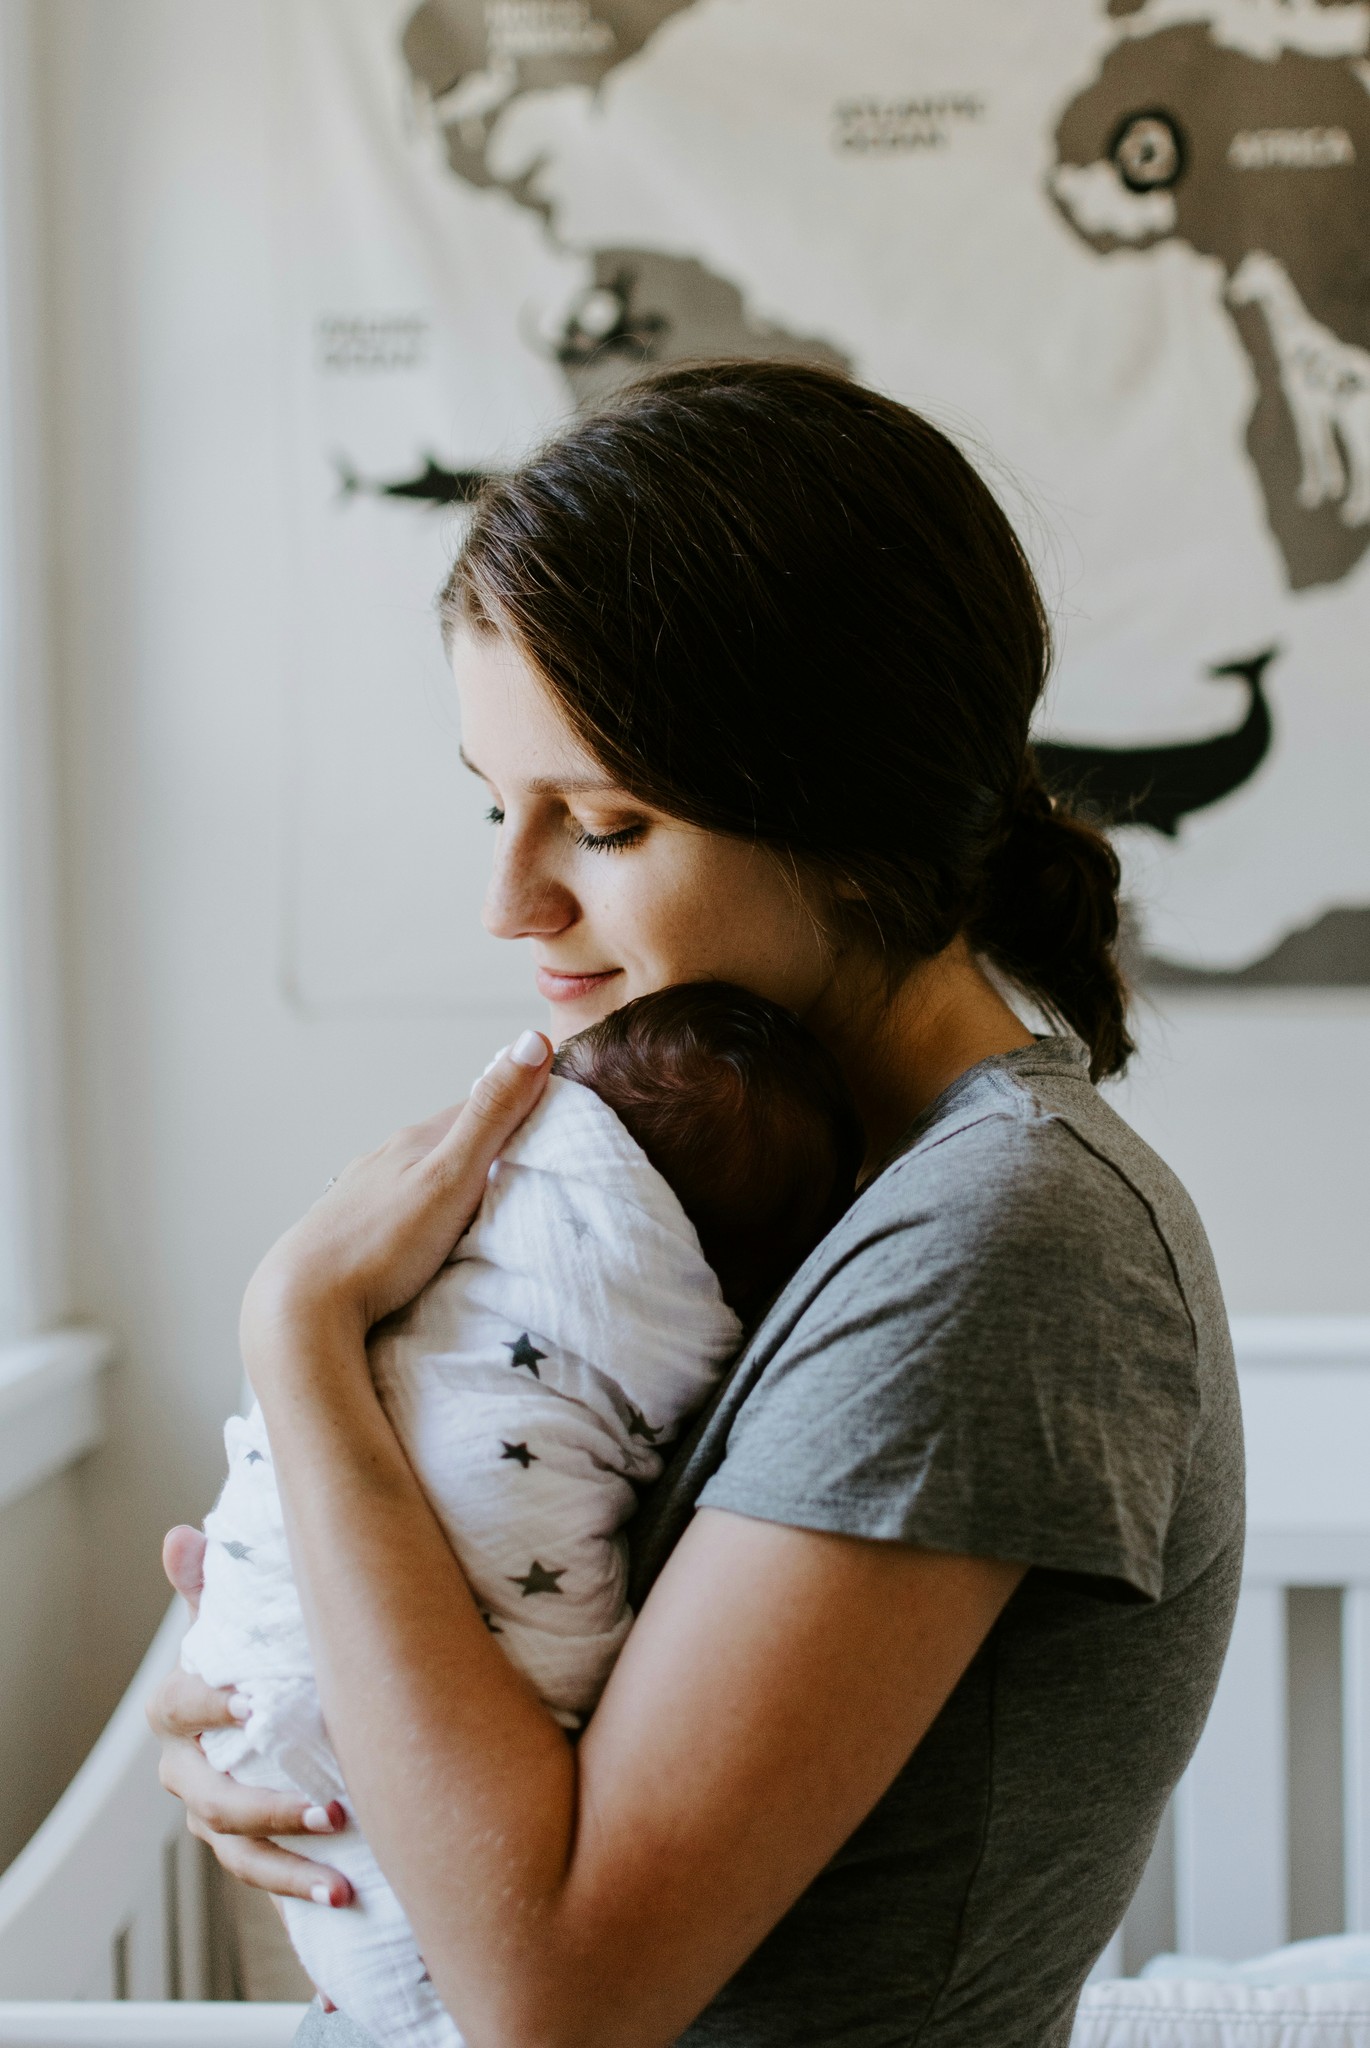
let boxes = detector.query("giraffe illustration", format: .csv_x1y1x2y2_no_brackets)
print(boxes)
1228,251,1370,527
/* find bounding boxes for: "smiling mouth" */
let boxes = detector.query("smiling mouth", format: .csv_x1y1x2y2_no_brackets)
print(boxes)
535,966,622,1003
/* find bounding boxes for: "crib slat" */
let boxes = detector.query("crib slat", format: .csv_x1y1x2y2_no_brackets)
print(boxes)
0,1604,190,1999
1173,1582,1287,1958
1345,1585,1370,1932
124,1871,168,2000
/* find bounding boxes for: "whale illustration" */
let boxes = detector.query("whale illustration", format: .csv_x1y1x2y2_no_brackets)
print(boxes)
1033,647,1276,837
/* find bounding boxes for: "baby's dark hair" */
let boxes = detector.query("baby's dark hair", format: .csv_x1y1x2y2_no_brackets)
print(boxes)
551,982,864,1324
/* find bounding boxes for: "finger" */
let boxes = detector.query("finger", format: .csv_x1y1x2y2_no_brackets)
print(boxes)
160,1738,347,1839
163,1525,207,1613
402,1101,466,1152
187,1815,352,1906
148,1665,241,1739
428,1032,550,1196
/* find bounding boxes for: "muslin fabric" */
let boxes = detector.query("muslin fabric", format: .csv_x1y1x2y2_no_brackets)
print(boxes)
181,1074,740,2048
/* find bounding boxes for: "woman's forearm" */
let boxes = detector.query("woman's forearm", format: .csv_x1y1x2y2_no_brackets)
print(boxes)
252,1312,594,2048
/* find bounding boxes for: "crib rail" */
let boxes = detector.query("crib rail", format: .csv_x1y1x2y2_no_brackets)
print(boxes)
1167,1319,1370,1962
5,1987,1370,2048
0,2007,305,2048
0,1602,206,2001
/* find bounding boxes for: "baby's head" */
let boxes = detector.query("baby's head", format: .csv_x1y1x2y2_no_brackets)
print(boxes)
551,983,864,1324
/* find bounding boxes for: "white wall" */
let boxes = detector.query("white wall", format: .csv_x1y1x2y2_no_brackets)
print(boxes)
1111,994,1370,1317
8,0,1369,1842
0,0,87,1869
33,0,532,1745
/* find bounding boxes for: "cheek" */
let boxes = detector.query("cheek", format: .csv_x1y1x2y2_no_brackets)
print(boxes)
639,848,833,999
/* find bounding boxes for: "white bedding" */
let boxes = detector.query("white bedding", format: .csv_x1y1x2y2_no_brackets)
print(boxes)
1073,1978,1370,2048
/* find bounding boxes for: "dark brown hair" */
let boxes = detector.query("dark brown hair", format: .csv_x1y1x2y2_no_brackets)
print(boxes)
442,359,1132,1079
552,982,864,1322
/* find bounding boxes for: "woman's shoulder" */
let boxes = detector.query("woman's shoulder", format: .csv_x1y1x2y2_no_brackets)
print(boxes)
856,1036,1221,1345
675,1038,1240,1600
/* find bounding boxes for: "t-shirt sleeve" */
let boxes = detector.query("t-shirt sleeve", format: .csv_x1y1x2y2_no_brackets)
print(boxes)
695,1112,1202,1600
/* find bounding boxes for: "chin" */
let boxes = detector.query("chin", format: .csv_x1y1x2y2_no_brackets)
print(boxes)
547,992,618,1044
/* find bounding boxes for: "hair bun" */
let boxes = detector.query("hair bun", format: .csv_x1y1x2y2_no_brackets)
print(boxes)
971,763,1134,1080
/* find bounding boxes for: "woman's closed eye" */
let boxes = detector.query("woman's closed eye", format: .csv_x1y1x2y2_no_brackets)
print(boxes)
480,799,646,852
571,821,647,853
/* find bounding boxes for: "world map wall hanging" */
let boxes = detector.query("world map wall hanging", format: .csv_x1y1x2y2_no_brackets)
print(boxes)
278,0,1370,1014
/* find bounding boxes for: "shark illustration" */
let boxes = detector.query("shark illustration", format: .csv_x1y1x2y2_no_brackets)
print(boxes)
336,454,491,508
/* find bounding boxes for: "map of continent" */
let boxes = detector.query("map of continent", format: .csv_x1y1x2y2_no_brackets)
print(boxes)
1051,19,1370,590
402,0,692,196
291,0,1370,1006
400,0,848,395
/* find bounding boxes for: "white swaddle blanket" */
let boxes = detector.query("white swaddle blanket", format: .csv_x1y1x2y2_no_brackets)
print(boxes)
180,1073,741,2048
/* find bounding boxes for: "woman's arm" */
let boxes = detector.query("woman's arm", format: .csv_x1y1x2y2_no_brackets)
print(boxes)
158,1045,1022,2048
239,1312,1020,2048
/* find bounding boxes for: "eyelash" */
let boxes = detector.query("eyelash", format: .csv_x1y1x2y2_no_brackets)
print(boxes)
483,805,645,854
572,824,646,853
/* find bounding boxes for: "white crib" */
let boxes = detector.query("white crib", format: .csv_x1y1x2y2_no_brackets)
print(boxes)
1,1318,1368,2047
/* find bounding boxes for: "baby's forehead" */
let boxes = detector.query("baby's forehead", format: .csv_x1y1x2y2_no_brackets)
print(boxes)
570,1018,839,1145
553,982,861,1170
568,1012,774,1092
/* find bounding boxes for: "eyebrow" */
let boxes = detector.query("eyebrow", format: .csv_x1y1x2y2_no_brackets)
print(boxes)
458,745,623,797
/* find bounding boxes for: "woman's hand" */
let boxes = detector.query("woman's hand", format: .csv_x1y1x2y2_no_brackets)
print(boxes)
149,1037,551,1909
241,1031,552,1358
171,1016,546,2016
148,1526,353,1911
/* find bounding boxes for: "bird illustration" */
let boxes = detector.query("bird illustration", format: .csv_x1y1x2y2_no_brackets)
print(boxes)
1033,647,1276,837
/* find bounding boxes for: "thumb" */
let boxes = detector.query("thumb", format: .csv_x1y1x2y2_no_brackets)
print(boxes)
435,1029,553,1169
163,1524,207,1617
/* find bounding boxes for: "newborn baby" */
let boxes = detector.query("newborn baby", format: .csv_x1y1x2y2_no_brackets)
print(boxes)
181,982,862,2048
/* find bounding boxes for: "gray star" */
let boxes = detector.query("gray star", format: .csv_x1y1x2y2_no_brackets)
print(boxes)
625,1404,662,1444
500,1441,538,1468
564,1211,592,1241
508,1560,566,1597
221,1540,254,1561
504,1333,546,1378
245,1449,265,1465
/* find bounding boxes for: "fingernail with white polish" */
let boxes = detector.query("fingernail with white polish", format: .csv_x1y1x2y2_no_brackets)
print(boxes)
510,1030,548,1069
227,1694,251,1723
310,1885,334,1907
302,1806,335,1833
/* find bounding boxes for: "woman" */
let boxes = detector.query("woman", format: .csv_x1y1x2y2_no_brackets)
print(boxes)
151,361,1243,2047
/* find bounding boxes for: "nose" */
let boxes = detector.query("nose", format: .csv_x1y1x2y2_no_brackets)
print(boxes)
481,825,577,943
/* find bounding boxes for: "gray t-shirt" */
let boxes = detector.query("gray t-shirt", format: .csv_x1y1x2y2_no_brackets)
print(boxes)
626,1036,1244,2048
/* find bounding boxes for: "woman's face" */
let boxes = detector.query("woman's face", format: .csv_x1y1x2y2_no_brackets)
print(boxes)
452,626,840,1040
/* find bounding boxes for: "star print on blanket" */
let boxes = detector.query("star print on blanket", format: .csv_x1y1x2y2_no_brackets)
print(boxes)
504,1332,546,1377
508,1560,567,1597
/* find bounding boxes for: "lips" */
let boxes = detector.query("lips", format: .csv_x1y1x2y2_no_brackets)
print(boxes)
535,965,622,1004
